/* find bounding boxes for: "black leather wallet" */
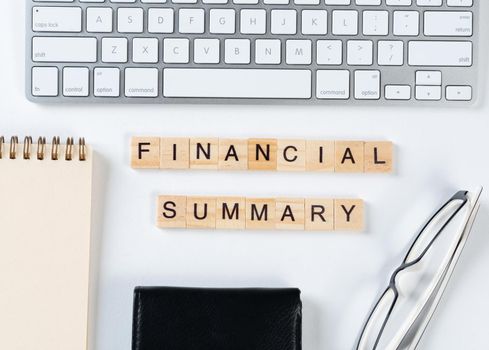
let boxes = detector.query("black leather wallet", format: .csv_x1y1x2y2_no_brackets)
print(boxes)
132,287,302,350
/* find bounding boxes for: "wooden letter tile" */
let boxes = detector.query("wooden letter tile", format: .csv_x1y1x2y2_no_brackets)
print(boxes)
275,198,305,230
335,141,365,173
218,139,248,171
246,198,276,230
248,139,277,171
334,199,364,231
306,141,335,172
190,138,219,170
277,139,306,172
216,197,246,229
157,196,187,228
131,137,160,169
161,138,190,169
305,199,334,231
364,141,393,173
186,196,216,229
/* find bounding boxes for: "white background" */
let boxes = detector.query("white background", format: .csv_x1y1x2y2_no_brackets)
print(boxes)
2,2,489,349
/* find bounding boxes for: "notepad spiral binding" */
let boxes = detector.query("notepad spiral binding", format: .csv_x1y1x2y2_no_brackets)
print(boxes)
0,136,86,161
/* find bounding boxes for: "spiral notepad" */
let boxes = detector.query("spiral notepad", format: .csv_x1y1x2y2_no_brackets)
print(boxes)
0,136,93,350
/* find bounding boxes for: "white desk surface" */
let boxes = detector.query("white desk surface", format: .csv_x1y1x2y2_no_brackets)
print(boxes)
2,2,489,349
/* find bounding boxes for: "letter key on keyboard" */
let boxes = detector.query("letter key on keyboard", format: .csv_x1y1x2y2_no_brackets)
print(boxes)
27,0,479,104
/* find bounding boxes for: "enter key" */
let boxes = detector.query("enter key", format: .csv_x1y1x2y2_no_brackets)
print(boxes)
424,11,472,37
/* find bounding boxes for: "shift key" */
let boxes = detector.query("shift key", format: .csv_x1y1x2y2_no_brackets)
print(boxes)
408,41,472,67
33,37,97,63
32,7,82,32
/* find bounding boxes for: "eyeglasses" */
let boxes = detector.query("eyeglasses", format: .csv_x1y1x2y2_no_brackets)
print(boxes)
356,188,483,350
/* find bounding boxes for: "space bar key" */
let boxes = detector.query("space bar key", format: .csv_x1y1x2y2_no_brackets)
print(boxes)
163,69,312,99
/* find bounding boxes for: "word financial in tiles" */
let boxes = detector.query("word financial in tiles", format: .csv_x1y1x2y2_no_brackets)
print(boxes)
157,196,364,232
131,137,393,173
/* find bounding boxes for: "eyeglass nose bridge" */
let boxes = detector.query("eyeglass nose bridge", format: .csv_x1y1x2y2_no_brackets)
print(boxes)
388,260,418,292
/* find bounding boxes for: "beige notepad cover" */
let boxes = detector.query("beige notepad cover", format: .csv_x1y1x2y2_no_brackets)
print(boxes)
0,141,92,350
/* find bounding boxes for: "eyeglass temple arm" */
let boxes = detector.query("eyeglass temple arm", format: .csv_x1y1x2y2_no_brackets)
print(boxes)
355,288,399,350
402,191,468,265
398,195,481,350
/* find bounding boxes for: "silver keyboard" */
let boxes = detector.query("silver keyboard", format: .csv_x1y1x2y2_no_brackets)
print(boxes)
26,0,478,104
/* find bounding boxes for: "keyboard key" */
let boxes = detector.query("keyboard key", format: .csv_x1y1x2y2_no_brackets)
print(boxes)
224,39,251,64
446,86,472,101
210,9,235,34
385,85,411,100
271,10,297,35
354,70,380,100
416,86,441,100
86,7,112,33
32,6,82,32
194,39,220,64
240,9,266,34
32,37,97,62
163,38,190,63
393,11,419,36
148,9,174,33
347,40,373,66
133,38,159,63
102,37,128,63
63,67,89,97
325,0,351,4
94,68,120,97
447,0,472,6
415,71,441,86
295,0,319,4
286,40,312,65
32,67,58,96
332,10,358,36
255,40,281,64
378,41,404,66
301,10,327,35
424,11,472,37
363,11,388,36
163,69,312,98
357,0,381,4
386,0,412,5
125,68,159,97
417,0,442,6
408,41,472,66
118,8,143,33
316,70,350,99
179,9,205,34
317,40,342,65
